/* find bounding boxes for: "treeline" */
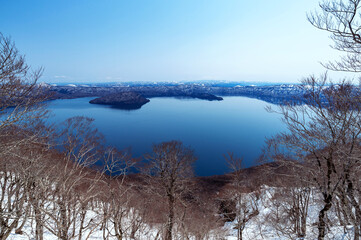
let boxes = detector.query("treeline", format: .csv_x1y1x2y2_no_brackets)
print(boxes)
0,117,227,239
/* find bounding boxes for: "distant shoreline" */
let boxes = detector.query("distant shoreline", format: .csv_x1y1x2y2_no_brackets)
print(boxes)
46,83,306,105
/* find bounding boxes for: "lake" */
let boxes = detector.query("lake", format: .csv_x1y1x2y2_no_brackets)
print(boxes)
48,96,286,176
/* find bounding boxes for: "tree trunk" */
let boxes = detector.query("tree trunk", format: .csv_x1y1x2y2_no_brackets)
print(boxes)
78,205,87,240
237,227,243,240
318,196,332,240
114,220,123,240
345,175,361,240
34,207,44,240
299,214,307,239
165,195,175,240
59,201,69,240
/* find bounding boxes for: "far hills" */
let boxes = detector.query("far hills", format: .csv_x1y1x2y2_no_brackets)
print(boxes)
46,81,306,106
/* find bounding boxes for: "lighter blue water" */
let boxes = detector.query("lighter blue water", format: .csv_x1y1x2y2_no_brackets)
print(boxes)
48,97,285,176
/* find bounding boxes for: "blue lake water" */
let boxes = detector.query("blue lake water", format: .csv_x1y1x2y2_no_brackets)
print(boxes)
48,97,286,176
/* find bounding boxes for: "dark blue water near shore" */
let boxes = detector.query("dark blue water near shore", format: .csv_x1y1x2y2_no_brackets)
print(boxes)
48,97,285,176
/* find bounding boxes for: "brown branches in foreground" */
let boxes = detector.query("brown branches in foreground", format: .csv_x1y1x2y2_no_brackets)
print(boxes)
264,75,361,240
0,32,49,133
142,140,197,240
308,0,361,72
224,153,260,240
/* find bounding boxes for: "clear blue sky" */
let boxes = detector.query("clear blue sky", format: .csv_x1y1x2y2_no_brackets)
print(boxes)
0,0,353,83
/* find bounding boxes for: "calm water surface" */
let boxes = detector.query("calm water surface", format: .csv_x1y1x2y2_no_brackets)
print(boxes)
48,97,286,176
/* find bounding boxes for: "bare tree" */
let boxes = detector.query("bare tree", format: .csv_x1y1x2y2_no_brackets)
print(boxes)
98,148,138,240
265,75,361,239
333,155,361,239
308,0,361,72
0,32,48,172
259,151,312,239
224,153,260,240
265,186,311,239
0,160,28,239
306,2,361,238
0,120,54,239
0,32,47,132
0,32,50,240
177,193,225,240
17,136,55,240
40,117,105,240
144,140,197,240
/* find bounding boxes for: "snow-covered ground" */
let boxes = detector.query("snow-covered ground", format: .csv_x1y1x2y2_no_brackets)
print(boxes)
5,185,356,240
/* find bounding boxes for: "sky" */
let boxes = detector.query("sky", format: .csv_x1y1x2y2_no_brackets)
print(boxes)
0,0,356,84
